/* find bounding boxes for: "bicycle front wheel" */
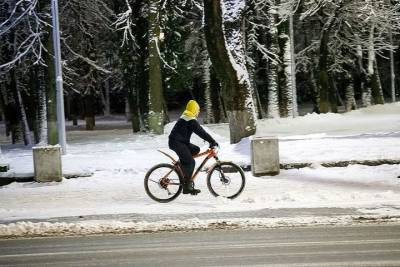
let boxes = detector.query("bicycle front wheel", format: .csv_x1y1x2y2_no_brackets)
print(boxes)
144,163,182,203
207,162,245,199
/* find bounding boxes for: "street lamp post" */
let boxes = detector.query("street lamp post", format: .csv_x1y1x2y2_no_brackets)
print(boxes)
51,0,67,154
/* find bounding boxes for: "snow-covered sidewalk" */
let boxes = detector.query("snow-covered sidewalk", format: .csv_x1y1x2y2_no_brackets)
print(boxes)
0,103,399,236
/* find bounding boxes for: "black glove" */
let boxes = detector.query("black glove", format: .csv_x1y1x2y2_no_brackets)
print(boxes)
209,141,219,148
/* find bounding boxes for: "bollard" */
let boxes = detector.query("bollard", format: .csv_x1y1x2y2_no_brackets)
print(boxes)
251,136,280,176
33,145,63,182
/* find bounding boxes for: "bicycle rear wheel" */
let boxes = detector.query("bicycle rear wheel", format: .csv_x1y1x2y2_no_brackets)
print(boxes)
207,162,245,199
144,163,182,203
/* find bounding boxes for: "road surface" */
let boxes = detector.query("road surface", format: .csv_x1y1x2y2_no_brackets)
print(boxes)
1,224,399,266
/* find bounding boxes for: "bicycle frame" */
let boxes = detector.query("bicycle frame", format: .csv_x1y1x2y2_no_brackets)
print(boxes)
157,148,219,183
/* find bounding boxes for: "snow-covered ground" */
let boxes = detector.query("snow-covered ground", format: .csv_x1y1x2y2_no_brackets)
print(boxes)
0,103,399,236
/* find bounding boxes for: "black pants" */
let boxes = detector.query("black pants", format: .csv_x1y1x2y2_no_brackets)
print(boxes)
168,139,200,183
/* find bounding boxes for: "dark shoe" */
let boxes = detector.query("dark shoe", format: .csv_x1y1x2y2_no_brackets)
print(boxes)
189,188,201,195
182,181,201,195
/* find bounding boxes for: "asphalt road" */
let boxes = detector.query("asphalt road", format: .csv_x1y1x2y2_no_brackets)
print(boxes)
0,224,399,267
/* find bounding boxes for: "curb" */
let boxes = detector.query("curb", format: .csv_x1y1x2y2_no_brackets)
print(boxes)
241,158,400,171
0,172,93,186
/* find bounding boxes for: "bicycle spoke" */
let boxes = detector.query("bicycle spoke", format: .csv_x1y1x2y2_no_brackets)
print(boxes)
166,188,172,195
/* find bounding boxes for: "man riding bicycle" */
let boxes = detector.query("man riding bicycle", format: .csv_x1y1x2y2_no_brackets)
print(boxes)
168,100,218,195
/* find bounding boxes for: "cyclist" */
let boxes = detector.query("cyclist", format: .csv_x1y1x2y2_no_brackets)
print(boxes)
169,100,218,195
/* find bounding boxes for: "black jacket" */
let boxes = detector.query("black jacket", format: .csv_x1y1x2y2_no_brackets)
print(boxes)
169,118,215,145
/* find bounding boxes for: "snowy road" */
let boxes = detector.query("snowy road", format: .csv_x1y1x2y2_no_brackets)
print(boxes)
1,224,400,266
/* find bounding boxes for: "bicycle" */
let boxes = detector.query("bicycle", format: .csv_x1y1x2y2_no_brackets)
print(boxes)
144,147,246,203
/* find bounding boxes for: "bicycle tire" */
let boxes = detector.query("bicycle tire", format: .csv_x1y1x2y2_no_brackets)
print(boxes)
206,161,246,199
144,163,183,203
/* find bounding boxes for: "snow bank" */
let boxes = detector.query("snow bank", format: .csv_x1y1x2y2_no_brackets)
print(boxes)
2,215,400,238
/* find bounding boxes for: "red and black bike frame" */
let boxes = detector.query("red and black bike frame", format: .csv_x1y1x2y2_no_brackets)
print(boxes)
157,149,219,184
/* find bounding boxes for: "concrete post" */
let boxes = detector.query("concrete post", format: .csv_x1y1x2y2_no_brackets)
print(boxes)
33,146,63,182
251,136,280,176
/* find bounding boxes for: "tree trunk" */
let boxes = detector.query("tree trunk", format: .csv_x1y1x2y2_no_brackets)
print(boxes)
148,0,164,134
0,85,8,138
1,6,21,143
29,68,39,143
137,62,148,130
317,26,335,113
203,0,256,143
7,68,31,145
328,76,339,113
253,24,269,118
388,20,396,102
138,73,148,131
276,10,294,118
243,18,261,121
128,88,141,132
203,57,214,124
84,94,95,130
6,103,22,144
370,60,385,105
309,68,320,114
252,82,265,120
267,7,280,118
278,32,293,117
365,23,381,106
125,96,130,122
316,5,344,113
0,85,4,121
355,43,371,107
203,52,225,124
267,64,280,119
136,14,149,131
210,66,227,122
2,74,22,144
163,101,169,124
345,76,357,112
289,15,298,117
37,66,48,144
45,30,58,145
14,79,32,145
70,93,80,126
202,35,223,123
103,78,111,116
0,104,4,122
